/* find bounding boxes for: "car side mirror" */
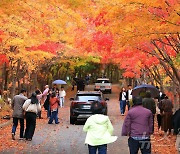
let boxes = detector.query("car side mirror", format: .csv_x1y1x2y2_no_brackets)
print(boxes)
105,98,109,101
70,98,74,101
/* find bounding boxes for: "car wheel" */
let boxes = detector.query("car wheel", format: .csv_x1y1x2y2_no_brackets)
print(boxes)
70,116,76,124
109,90,112,94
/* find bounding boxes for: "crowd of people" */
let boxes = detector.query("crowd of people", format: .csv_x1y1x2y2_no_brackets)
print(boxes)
11,84,66,141
118,85,179,154
10,83,179,154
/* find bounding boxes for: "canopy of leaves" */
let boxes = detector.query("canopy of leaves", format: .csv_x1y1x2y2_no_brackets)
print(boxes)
0,0,179,85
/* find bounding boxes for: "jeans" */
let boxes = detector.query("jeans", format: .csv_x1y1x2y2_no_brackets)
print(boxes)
47,106,51,118
88,144,107,154
60,97,64,107
120,100,126,114
48,110,59,124
128,137,151,154
24,112,37,140
12,117,24,138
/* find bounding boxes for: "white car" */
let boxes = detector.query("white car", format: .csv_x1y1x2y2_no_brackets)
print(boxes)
94,78,112,93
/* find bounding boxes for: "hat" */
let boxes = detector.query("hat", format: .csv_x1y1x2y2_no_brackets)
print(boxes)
45,85,49,88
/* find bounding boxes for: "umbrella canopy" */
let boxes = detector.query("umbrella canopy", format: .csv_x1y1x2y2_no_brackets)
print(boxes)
52,79,67,85
132,84,159,98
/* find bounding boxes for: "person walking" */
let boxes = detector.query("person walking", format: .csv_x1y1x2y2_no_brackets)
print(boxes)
173,108,180,135
42,85,49,104
52,84,59,92
35,89,43,119
142,91,156,132
71,78,76,91
83,101,117,154
155,99,162,132
43,89,52,118
159,95,173,137
126,85,133,110
119,87,127,115
59,87,66,108
122,96,153,154
48,92,60,124
11,89,28,140
23,93,41,141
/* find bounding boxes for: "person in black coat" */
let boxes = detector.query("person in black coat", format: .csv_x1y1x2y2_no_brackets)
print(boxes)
43,89,52,118
173,109,180,135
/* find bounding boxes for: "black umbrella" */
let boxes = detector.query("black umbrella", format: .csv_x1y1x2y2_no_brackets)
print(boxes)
132,84,159,98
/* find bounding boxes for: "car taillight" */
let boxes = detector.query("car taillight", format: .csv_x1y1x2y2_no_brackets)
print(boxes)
96,86,100,88
105,86,110,88
71,102,77,107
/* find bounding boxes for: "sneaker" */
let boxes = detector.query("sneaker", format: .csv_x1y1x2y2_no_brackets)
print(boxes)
19,138,24,140
12,133,15,140
55,122,60,124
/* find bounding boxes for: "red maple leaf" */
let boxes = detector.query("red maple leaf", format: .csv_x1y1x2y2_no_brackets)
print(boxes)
26,41,65,54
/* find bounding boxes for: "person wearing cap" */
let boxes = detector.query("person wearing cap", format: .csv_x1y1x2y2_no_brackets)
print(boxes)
83,101,117,154
42,85,49,104
23,93,41,141
122,96,153,154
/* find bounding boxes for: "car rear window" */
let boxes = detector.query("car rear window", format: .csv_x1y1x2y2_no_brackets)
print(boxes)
96,80,109,83
76,94,101,102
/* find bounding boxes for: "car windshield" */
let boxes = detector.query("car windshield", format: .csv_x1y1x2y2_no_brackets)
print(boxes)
76,94,102,102
96,80,109,83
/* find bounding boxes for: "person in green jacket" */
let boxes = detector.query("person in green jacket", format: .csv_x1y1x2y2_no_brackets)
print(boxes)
83,101,117,154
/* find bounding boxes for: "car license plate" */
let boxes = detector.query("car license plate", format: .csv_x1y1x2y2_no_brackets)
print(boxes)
82,105,91,109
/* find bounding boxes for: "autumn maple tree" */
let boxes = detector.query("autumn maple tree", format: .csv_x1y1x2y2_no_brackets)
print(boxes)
0,0,179,106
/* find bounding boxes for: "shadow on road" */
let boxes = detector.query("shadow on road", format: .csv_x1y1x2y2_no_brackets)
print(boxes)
74,120,86,125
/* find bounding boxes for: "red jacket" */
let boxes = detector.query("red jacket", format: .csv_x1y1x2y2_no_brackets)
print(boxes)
49,97,59,111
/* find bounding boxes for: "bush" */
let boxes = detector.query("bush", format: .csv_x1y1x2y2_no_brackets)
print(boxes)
0,98,11,112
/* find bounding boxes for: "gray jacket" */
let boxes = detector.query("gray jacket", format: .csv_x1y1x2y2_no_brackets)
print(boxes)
12,93,28,118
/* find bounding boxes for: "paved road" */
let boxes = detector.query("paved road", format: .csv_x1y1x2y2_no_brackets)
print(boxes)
2,84,129,154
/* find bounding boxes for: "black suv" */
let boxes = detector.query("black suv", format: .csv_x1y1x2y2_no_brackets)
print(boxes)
70,91,108,124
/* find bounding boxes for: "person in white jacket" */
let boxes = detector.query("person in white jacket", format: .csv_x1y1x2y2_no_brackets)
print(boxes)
83,101,117,154
23,93,41,141
59,87,66,108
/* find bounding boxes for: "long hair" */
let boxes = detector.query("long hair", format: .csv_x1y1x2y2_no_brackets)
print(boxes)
30,93,38,104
